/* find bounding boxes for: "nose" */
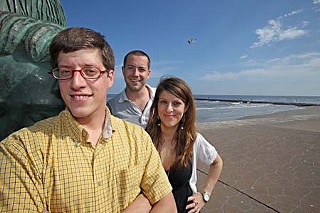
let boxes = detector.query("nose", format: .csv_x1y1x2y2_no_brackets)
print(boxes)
70,71,86,89
166,103,174,112
132,67,139,76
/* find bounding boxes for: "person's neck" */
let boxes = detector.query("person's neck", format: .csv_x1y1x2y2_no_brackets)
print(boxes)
75,109,106,147
161,125,178,144
125,86,150,110
125,85,149,101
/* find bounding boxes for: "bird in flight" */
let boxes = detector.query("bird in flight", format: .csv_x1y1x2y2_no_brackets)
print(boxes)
188,38,196,44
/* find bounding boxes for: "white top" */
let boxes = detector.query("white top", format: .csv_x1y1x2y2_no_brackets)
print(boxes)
189,133,218,193
107,84,156,128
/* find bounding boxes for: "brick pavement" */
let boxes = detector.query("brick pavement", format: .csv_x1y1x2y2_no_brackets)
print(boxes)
196,107,320,213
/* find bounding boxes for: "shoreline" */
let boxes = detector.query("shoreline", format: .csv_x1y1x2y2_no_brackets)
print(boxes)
195,97,320,107
196,106,320,129
196,106,320,212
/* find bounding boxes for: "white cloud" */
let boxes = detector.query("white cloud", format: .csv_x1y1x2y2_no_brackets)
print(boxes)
313,0,320,12
199,52,320,81
250,19,307,48
283,9,303,18
271,52,320,71
240,54,248,59
199,69,267,81
278,26,306,40
302,21,310,27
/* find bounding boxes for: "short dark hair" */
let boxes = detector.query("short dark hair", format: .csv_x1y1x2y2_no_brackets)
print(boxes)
49,27,115,70
123,50,151,69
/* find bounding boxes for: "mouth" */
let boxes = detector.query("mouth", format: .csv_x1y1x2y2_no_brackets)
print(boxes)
165,114,175,118
129,78,140,83
70,94,93,101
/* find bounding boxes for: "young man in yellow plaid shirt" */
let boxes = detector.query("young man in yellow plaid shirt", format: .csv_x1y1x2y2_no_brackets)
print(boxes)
0,27,176,213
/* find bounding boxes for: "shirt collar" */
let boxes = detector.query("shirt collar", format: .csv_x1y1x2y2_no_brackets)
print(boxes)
119,84,154,103
119,89,129,102
102,108,113,139
61,107,114,143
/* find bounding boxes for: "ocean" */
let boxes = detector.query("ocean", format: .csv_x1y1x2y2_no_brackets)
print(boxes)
107,94,320,123
194,95,320,123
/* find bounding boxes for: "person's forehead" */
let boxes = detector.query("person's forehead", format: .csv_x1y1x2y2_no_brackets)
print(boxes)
126,55,148,64
57,49,103,65
159,91,181,100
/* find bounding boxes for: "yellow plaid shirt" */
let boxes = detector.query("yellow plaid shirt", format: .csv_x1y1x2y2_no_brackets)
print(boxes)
0,108,172,212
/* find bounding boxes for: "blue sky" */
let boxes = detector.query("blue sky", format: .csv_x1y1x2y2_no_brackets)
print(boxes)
60,0,320,96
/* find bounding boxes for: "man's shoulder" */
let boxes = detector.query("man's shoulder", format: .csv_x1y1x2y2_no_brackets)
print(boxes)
108,92,124,105
110,115,149,138
147,84,156,91
108,94,119,102
0,115,61,148
146,84,156,99
107,92,134,115
32,114,62,128
146,84,156,92
108,93,124,113
110,115,142,129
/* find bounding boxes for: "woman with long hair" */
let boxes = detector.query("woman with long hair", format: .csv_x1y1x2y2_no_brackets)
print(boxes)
146,77,223,213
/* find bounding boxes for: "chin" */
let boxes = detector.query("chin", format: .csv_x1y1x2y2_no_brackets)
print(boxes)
164,123,179,129
68,107,91,118
129,84,142,90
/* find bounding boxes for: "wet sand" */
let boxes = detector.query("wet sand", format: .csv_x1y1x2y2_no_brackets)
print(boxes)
196,106,320,213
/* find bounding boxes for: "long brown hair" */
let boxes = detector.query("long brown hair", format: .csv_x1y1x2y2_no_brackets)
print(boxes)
146,77,197,167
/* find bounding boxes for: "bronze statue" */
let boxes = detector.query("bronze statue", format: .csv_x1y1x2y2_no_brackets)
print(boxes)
0,0,66,140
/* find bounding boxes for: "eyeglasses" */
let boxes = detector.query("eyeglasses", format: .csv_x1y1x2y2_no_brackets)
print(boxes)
49,67,108,80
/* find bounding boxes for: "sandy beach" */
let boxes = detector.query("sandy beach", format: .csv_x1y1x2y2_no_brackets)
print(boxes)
195,106,320,213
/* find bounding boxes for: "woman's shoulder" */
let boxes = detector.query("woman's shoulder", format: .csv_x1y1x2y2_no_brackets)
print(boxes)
195,132,207,143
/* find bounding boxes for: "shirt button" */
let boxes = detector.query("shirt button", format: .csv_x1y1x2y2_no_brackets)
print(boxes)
98,181,103,186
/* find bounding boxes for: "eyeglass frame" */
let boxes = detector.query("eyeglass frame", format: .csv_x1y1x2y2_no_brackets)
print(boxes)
48,67,110,80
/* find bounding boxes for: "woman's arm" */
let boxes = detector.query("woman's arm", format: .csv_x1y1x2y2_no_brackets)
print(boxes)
186,154,223,213
203,154,223,194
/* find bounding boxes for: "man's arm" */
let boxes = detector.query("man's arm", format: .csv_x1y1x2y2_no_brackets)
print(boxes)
122,194,152,213
122,192,177,213
136,131,177,212
0,138,46,212
150,192,177,213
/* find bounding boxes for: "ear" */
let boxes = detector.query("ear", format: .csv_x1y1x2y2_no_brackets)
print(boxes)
122,66,125,75
147,69,151,79
107,70,114,88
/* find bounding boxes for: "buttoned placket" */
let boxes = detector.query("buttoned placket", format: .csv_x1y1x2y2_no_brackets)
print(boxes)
92,138,111,210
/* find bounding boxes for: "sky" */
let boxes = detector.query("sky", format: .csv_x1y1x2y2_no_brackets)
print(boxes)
60,0,320,96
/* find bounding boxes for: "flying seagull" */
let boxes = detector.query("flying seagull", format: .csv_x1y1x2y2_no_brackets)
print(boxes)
188,38,196,44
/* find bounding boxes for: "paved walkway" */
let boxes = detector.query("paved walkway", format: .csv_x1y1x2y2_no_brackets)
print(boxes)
196,107,320,213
